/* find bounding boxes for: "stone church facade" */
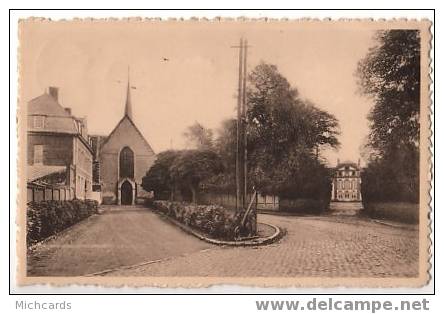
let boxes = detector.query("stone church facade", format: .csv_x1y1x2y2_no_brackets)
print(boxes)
92,80,156,205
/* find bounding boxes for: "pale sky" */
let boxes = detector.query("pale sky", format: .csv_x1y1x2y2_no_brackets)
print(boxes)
20,20,378,166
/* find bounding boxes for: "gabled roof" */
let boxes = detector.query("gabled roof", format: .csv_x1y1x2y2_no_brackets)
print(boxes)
100,115,155,154
28,93,79,134
28,93,70,117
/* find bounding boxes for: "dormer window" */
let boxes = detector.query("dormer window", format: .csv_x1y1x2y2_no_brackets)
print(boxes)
33,116,45,129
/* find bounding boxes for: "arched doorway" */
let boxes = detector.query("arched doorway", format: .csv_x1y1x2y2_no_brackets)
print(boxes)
121,181,133,205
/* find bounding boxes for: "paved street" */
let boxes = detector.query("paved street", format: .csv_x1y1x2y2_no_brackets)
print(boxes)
27,206,418,278
329,201,363,216
27,206,212,276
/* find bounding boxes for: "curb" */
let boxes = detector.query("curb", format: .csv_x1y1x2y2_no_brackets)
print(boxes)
154,209,284,247
257,210,326,217
371,219,418,230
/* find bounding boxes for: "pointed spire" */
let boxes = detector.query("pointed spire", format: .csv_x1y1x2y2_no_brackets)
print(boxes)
124,66,133,119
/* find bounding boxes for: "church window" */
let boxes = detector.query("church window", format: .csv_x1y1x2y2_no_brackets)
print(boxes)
119,146,134,179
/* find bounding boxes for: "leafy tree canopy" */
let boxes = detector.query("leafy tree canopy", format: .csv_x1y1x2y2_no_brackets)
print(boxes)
357,30,420,203
142,150,179,199
357,30,420,155
183,121,214,150
214,62,339,199
142,149,224,203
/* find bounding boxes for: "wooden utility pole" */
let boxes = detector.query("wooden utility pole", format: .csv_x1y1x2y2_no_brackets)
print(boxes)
231,37,257,236
241,39,248,209
234,38,244,212
232,38,252,216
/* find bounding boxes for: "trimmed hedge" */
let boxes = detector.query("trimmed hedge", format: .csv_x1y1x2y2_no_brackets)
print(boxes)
152,200,241,240
279,198,329,214
27,199,99,246
363,202,419,224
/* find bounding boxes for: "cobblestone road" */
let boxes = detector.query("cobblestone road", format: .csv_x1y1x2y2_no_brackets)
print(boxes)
28,206,418,278
27,206,212,276
106,214,419,278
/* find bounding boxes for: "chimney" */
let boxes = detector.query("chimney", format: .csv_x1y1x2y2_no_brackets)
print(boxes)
337,158,340,166
48,86,59,101
358,158,361,168
64,108,72,115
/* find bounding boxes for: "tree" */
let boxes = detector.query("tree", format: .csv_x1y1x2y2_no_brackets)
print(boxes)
142,149,224,203
214,62,340,200
169,150,224,203
183,121,214,150
356,30,420,203
142,150,180,200
246,63,339,197
304,100,341,156
357,30,420,153
247,63,339,155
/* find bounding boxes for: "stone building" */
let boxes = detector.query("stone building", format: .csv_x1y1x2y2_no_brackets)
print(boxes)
331,160,362,202
27,87,93,200
92,80,156,205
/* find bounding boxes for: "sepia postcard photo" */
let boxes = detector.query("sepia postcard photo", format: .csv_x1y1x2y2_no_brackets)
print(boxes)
15,17,432,288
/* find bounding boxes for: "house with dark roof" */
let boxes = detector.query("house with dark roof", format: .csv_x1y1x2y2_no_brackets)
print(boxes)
91,78,156,205
331,159,362,202
27,87,94,201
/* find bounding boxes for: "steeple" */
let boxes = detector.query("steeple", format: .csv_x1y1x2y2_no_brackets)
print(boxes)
124,66,133,119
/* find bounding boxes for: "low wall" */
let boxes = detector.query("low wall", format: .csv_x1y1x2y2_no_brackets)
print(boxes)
198,192,279,211
27,183,73,203
198,192,237,209
363,202,419,224
279,198,329,214
88,191,102,204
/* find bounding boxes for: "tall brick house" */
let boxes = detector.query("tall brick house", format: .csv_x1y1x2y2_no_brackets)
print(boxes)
27,87,94,200
94,79,156,205
331,160,362,202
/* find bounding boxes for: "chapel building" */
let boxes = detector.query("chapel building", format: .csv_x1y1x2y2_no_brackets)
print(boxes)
92,79,156,205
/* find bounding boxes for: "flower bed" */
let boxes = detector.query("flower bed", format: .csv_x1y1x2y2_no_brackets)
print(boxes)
152,200,241,240
27,199,99,246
